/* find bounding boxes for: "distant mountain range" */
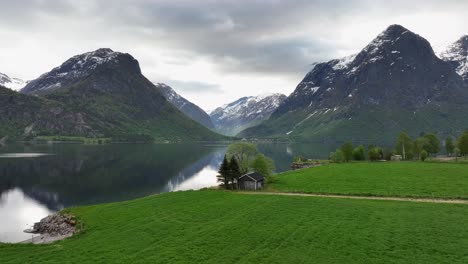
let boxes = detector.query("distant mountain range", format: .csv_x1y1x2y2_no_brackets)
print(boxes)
0,48,225,142
240,25,468,143
156,83,215,129
210,93,286,136
0,72,28,91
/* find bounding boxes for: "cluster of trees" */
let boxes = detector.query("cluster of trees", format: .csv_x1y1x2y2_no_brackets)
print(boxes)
395,131,468,160
329,142,388,163
329,130,468,163
217,143,275,189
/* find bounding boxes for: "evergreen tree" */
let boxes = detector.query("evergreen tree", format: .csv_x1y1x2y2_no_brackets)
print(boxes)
445,137,455,156
228,156,242,189
217,155,230,189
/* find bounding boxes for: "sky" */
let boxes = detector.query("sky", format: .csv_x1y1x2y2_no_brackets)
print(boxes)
0,0,467,111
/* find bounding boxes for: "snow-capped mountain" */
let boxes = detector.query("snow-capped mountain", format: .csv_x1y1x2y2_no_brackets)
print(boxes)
21,48,139,95
438,36,468,81
210,93,286,136
156,83,215,129
0,72,28,91
4,48,224,141
240,24,468,142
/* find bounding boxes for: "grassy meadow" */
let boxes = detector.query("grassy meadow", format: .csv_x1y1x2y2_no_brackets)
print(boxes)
269,162,468,199
2,190,468,264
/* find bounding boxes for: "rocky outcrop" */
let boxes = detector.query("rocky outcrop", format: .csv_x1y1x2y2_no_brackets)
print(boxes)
25,213,76,236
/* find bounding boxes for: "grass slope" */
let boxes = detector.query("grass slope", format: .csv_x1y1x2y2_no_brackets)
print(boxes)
269,162,468,199
240,104,468,143
2,190,468,263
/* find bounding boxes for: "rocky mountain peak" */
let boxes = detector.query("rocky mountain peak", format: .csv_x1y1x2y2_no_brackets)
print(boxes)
156,83,215,129
21,48,141,95
210,93,286,136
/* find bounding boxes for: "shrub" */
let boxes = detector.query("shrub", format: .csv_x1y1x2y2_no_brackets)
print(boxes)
420,150,428,162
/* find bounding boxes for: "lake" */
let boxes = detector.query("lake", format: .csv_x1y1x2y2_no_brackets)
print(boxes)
0,142,335,243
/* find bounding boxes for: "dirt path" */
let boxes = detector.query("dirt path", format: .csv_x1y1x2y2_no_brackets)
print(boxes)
238,191,468,204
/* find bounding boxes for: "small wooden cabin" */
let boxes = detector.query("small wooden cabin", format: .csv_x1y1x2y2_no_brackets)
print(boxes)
238,172,264,190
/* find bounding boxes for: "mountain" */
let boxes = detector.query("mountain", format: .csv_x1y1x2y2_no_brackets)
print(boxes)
210,93,286,136
0,72,28,91
2,48,226,142
156,83,215,129
240,25,468,143
438,36,468,81
0,85,99,140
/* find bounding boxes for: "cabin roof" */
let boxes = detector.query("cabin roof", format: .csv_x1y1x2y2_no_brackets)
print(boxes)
239,172,264,181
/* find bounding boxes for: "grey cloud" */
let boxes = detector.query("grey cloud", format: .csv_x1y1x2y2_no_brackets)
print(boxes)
0,0,467,80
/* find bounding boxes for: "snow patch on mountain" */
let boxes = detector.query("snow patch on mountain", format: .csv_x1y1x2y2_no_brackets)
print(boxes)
0,72,28,91
438,36,468,79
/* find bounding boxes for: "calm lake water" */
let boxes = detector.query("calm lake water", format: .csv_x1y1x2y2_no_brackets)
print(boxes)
0,142,334,243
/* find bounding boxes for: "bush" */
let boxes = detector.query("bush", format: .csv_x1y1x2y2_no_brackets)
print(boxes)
352,145,365,161
420,150,428,162
329,150,345,163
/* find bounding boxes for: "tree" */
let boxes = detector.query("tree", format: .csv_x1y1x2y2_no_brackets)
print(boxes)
330,150,344,163
458,131,468,156
368,147,382,161
423,134,440,155
445,137,455,156
352,145,365,161
250,153,275,180
413,137,429,158
217,155,230,189
226,143,258,174
455,147,461,161
341,142,353,162
395,132,412,160
228,156,242,189
420,150,428,162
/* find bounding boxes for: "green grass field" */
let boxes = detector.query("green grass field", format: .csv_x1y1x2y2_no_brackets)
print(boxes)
1,190,468,264
269,162,468,199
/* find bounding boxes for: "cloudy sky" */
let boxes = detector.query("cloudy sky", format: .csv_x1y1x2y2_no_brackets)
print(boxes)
0,0,467,111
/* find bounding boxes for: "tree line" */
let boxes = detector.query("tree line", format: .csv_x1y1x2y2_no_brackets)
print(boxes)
329,130,468,162
217,142,275,189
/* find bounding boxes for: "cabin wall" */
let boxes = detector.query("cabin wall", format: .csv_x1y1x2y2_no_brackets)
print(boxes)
239,180,263,190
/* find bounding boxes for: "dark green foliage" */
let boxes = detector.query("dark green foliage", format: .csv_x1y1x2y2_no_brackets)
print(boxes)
352,145,365,161
217,155,230,189
413,137,430,158
458,131,468,156
445,137,455,156
420,150,428,162
228,156,242,189
340,142,353,162
423,134,440,154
